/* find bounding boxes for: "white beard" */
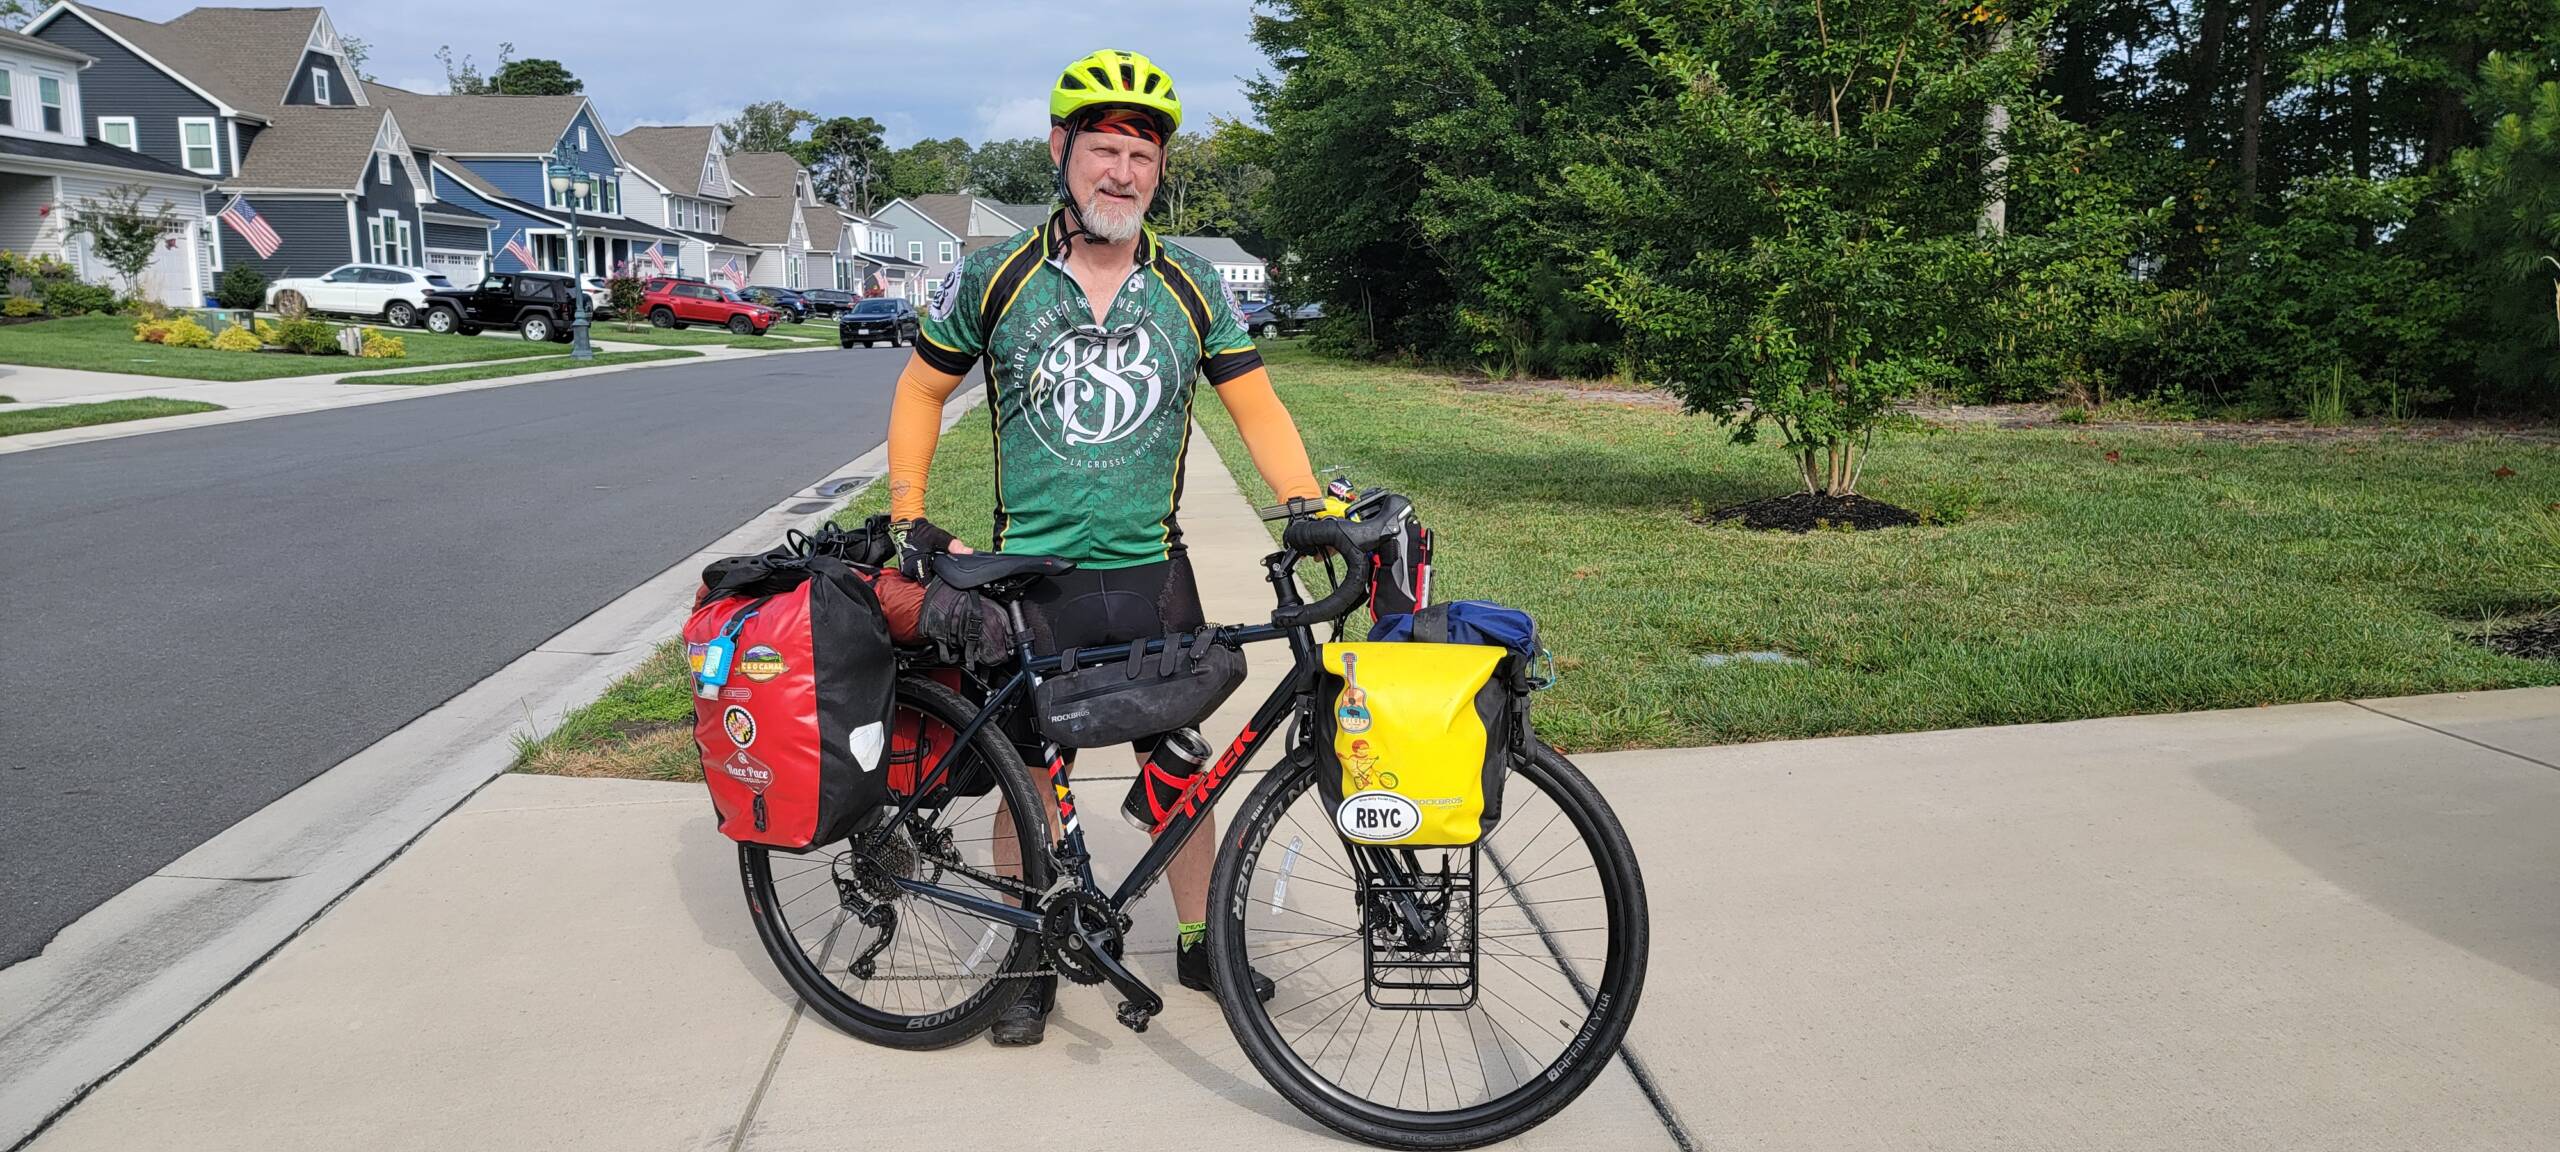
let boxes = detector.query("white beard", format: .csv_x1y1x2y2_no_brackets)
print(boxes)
1077,189,1145,242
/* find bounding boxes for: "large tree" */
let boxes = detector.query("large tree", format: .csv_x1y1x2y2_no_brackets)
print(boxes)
721,101,813,154
883,137,974,200
797,116,887,210
491,57,581,96
968,138,1057,204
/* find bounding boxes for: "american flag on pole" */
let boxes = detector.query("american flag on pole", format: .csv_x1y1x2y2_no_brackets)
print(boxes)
719,256,745,289
644,241,666,274
501,228,536,269
218,196,281,259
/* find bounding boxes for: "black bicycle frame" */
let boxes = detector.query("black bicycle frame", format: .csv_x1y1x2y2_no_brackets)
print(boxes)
875,565,1318,932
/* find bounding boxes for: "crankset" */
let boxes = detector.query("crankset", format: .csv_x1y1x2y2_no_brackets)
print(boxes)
1038,888,1161,1031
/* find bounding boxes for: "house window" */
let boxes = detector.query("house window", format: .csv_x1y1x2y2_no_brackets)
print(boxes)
0,68,13,127
377,152,392,185
99,117,136,149
577,125,589,151
708,207,722,231
367,216,384,264
939,241,954,264
38,75,64,134
908,241,922,262
394,217,414,266
179,118,218,173
312,67,330,104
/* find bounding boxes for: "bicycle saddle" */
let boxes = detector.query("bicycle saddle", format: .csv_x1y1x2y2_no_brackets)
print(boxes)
931,551,1077,592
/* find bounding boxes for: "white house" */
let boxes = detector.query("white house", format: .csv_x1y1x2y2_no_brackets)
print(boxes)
1164,235,1269,305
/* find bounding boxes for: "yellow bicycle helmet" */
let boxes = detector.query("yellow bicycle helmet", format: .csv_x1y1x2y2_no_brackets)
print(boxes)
1049,49,1182,135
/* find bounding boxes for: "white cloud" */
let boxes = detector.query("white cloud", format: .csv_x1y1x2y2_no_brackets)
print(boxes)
974,97,1052,144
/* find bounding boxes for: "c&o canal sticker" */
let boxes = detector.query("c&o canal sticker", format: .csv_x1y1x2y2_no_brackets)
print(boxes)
738,645,787,682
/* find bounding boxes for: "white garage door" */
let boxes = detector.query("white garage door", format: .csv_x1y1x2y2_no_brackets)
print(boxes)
426,250,484,281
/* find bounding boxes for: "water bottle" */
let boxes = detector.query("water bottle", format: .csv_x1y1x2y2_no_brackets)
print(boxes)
1122,727,1212,831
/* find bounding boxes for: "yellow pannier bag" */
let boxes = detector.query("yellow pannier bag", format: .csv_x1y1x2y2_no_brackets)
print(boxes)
1315,641,1519,847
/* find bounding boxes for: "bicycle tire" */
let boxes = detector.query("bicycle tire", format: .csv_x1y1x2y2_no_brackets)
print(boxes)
1207,740,1649,1149
739,673,1053,1049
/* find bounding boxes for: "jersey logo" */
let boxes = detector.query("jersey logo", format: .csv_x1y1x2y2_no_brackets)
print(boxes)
1026,323,1167,457
928,271,963,322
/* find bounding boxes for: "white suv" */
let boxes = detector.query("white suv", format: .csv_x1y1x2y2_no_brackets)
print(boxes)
266,264,455,328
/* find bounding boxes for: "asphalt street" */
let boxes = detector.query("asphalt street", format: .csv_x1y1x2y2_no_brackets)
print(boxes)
0,346,915,968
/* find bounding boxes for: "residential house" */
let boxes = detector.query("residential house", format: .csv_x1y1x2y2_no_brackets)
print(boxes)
854,220,924,302
1164,235,1269,305
0,25,215,305
720,150,813,290
367,82,685,280
872,192,1038,303
23,3,473,295
611,124,750,281
989,201,1051,232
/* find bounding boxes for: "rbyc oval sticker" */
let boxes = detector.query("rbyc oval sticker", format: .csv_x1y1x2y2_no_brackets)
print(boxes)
1336,790,1420,843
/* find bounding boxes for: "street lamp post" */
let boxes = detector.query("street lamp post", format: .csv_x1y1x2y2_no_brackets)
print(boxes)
547,145,593,361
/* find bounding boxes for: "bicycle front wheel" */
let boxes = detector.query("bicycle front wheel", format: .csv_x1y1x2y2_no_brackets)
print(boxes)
1207,740,1649,1149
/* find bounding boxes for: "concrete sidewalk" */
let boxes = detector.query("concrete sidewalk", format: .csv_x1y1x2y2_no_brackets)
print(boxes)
17,417,2560,1150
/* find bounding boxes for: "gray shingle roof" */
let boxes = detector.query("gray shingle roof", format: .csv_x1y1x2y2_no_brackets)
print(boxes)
723,151,802,199
723,192,802,246
614,126,729,202
677,228,755,250
232,105,388,190
0,25,93,65
366,82,587,155
80,4,325,116
1163,235,1264,266
906,194,977,240
992,202,1053,230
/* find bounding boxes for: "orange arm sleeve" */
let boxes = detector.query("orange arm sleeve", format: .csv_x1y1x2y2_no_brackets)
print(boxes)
1213,366,1321,504
886,355,968,524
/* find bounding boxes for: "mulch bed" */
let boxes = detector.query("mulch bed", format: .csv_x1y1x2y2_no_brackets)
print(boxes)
1701,492,1922,532
2479,617,2560,662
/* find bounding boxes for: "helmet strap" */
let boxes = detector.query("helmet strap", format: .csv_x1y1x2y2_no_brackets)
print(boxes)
1052,122,1111,256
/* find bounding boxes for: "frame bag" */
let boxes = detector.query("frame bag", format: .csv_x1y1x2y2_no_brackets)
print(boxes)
1033,628,1247,748
684,553,896,851
1312,636,1526,848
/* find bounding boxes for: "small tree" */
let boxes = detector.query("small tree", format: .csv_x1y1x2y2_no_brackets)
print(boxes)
59,185,184,304
1576,0,2034,496
606,275,645,328
215,264,269,311
491,57,581,96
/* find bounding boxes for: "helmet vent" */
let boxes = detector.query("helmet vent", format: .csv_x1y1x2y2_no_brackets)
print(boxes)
1119,62,1137,90
1085,65,1114,89
1141,72,1161,94
1059,72,1088,91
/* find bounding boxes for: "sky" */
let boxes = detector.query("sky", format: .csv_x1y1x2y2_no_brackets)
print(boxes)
85,0,1270,146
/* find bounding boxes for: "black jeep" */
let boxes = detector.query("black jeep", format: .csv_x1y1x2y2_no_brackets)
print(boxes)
420,271,581,342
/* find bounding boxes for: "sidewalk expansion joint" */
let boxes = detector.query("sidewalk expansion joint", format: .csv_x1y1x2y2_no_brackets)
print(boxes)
156,874,298,884
2346,699,2560,772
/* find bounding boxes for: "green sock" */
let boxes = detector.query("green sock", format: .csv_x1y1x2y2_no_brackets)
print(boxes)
1178,920,1207,949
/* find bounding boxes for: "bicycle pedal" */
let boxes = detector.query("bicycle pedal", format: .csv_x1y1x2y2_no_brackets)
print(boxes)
1114,1000,1154,1033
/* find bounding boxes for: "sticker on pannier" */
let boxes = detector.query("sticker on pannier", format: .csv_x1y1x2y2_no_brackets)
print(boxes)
1315,642,1514,846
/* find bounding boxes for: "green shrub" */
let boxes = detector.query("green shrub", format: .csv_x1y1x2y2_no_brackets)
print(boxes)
161,316,214,349
272,318,341,355
358,330,407,359
214,265,269,311
210,324,263,352
606,275,644,319
39,280,118,316
1,296,39,318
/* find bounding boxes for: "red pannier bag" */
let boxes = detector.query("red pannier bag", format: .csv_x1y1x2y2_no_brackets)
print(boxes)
685,554,896,850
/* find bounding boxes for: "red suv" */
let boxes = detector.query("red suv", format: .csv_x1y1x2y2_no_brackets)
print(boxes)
640,277,779,336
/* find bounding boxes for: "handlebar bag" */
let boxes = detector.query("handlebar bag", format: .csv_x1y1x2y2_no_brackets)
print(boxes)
1033,628,1246,748
684,554,896,851
1313,641,1522,847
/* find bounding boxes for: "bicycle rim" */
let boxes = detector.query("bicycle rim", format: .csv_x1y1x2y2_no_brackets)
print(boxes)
740,674,1051,1047
1211,742,1648,1148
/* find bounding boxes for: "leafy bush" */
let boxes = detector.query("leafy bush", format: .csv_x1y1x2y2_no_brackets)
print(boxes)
215,265,270,311
0,250,76,295
40,280,118,316
132,318,170,343
161,317,213,349
272,318,341,355
211,324,263,352
2,296,40,318
358,330,408,359
606,275,644,319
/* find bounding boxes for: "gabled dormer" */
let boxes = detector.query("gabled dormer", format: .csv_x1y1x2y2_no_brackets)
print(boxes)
699,146,727,199
283,9,364,108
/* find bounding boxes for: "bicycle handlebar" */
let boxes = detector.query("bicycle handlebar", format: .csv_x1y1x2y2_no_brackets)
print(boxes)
1268,495,1408,630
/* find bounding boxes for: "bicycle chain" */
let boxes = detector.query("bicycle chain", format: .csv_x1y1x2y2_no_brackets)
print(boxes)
831,840,1067,981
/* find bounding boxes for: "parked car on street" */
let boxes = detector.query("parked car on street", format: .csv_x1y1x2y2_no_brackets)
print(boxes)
266,264,454,328
419,271,580,341
1239,299,1282,338
799,288,858,317
837,297,918,348
640,277,778,335
738,285,809,324
579,275,612,318
1282,301,1324,335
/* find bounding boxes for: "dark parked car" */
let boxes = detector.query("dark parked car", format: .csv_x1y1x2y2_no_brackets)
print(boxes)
1239,299,1282,338
1282,301,1324,335
738,285,809,324
420,271,580,342
800,288,858,317
838,297,919,348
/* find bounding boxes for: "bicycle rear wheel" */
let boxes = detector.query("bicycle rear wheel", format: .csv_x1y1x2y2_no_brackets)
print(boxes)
740,673,1052,1048
1207,740,1648,1149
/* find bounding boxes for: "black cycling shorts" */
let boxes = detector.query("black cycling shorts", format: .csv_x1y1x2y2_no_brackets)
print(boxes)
1010,551,1205,763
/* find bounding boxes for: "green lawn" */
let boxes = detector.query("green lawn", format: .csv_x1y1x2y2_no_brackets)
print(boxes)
338,347,701,386
1,396,222,436
588,321,829,349
1193,345,2560,750
0,315,559,380
522,353,2560,774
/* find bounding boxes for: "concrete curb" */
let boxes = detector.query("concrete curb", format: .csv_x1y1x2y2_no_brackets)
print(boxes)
0,385,982,1151
0,342,838,456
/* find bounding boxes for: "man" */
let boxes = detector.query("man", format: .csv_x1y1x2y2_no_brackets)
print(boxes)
880,49,1323,1047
